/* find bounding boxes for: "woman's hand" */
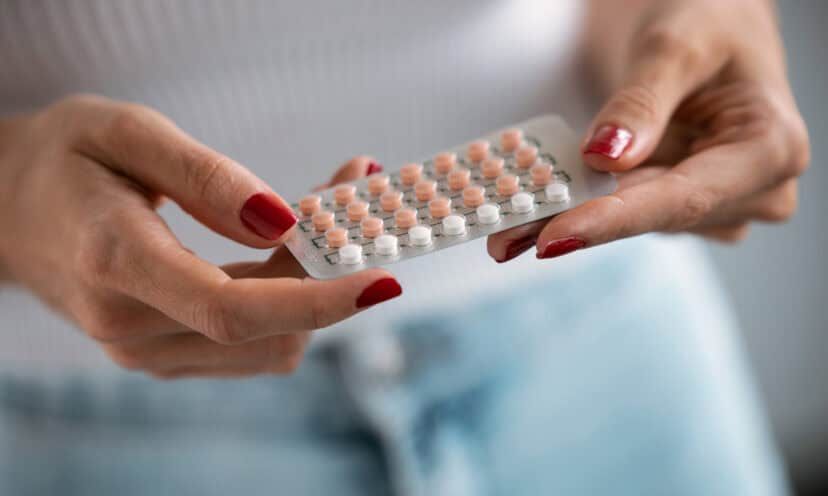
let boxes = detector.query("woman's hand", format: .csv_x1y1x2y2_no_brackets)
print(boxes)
0,95,401,378
488,0,810,262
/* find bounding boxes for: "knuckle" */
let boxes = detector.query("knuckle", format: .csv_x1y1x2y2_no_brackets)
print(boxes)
668,172,715,229
183,152,232,205
609,84,661,123
758,187,798,223
76,208,135,288
638,28,705,72
788,120,811,177
301,281,339,330
200,296,248,345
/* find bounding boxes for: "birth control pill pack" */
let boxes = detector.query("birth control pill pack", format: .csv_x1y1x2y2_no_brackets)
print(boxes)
286,115,616,279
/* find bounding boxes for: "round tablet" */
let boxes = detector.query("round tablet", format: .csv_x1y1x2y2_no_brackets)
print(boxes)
298,194,321,216
530,162,554,186
408,225,432,246
338,244,363,265
515,145,538,169
312,210,335,232
367,174,390,195
500,128,524,152
394,208,418,229
476,203,500,225
325,227,348,248
448,168,471,191
346,200,369,221
496,174,520,196
414,179,437,202
545,183,570,203
466,140,490,163
373,234,399,256
442,214,466,236
462,185,486,208
360,216,384,238
481,157,504,179
428,196,452,218
380,190,403,212
433,152,457,174
400,163,423,186
334,184,357,205
511,192,535,213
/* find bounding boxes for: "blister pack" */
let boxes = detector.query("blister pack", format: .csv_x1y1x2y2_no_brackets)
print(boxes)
285,115,616,279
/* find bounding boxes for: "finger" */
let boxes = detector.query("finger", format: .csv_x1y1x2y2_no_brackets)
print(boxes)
328,156,382,186
582,30,728,172
105,331,311,375
533,140,779,258
71,95,296,248
486,165,669,262
82,206,402,344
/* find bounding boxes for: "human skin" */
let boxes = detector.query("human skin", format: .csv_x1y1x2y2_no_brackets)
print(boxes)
0,96,401,378
488,0,810,262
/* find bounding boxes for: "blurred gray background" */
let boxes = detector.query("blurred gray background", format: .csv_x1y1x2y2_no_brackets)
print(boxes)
708,1,827,492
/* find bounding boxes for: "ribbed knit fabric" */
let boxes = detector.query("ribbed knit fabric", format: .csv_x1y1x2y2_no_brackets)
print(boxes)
0,0,588,370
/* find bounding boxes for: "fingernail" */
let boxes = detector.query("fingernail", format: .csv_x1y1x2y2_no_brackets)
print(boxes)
367,161,384,175
356,278,402,308
537,237,586,259
497,236,537,263
240,193,297,240
584,125,633,160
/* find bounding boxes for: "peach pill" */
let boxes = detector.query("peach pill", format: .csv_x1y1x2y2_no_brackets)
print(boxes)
448,168,471,191
414,180,437,202
500,128,523,152
334,184,357,205
347,200,370,222
298,194,321,216
466,140,490,163
360,216,384,238
312,211,335,232
368,174,390,195
380,190,403,212
515,145,538,168
462,185,486,208
429,196,452,218
400,163,423,186
530,163,554,186
433,152,457,174
395,208,418,229
481,157,504,179
325,227,348,248
496,174,520,196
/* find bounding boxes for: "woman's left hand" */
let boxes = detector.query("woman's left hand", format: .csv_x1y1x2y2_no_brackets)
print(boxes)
488,0,810,262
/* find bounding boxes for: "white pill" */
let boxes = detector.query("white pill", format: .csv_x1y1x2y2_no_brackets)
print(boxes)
545,183,570,203
442,214,466,236
408,225,432,246
338,244,363,265
374,234,399,256
476,203,500,225
511,192,535,213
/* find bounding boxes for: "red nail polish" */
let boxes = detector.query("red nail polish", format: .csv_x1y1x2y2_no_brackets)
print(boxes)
497,236,537,263
367,161,384,175
537,237,586,259
584,125,632,160
356,278,402,308
240,193,297,240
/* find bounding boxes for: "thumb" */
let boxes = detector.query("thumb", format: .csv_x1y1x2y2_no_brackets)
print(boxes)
582,33,724,172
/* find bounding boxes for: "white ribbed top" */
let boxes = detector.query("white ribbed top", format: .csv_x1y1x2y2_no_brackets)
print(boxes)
0,0,589,371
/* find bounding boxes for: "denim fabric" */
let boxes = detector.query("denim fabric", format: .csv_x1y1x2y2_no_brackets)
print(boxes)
0,237,789,496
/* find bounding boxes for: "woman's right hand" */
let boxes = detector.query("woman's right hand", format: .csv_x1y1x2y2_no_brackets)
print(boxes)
0,95,401,378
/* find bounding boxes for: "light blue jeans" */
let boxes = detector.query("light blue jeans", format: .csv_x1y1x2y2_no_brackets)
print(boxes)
0,237,789,495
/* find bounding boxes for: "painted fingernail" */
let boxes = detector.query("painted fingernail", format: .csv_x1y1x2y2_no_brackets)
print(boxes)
497,236,537,263
537,237,586,259
356,278,402,308
584,125,633,160
367,161,384,175
240,193,298,240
